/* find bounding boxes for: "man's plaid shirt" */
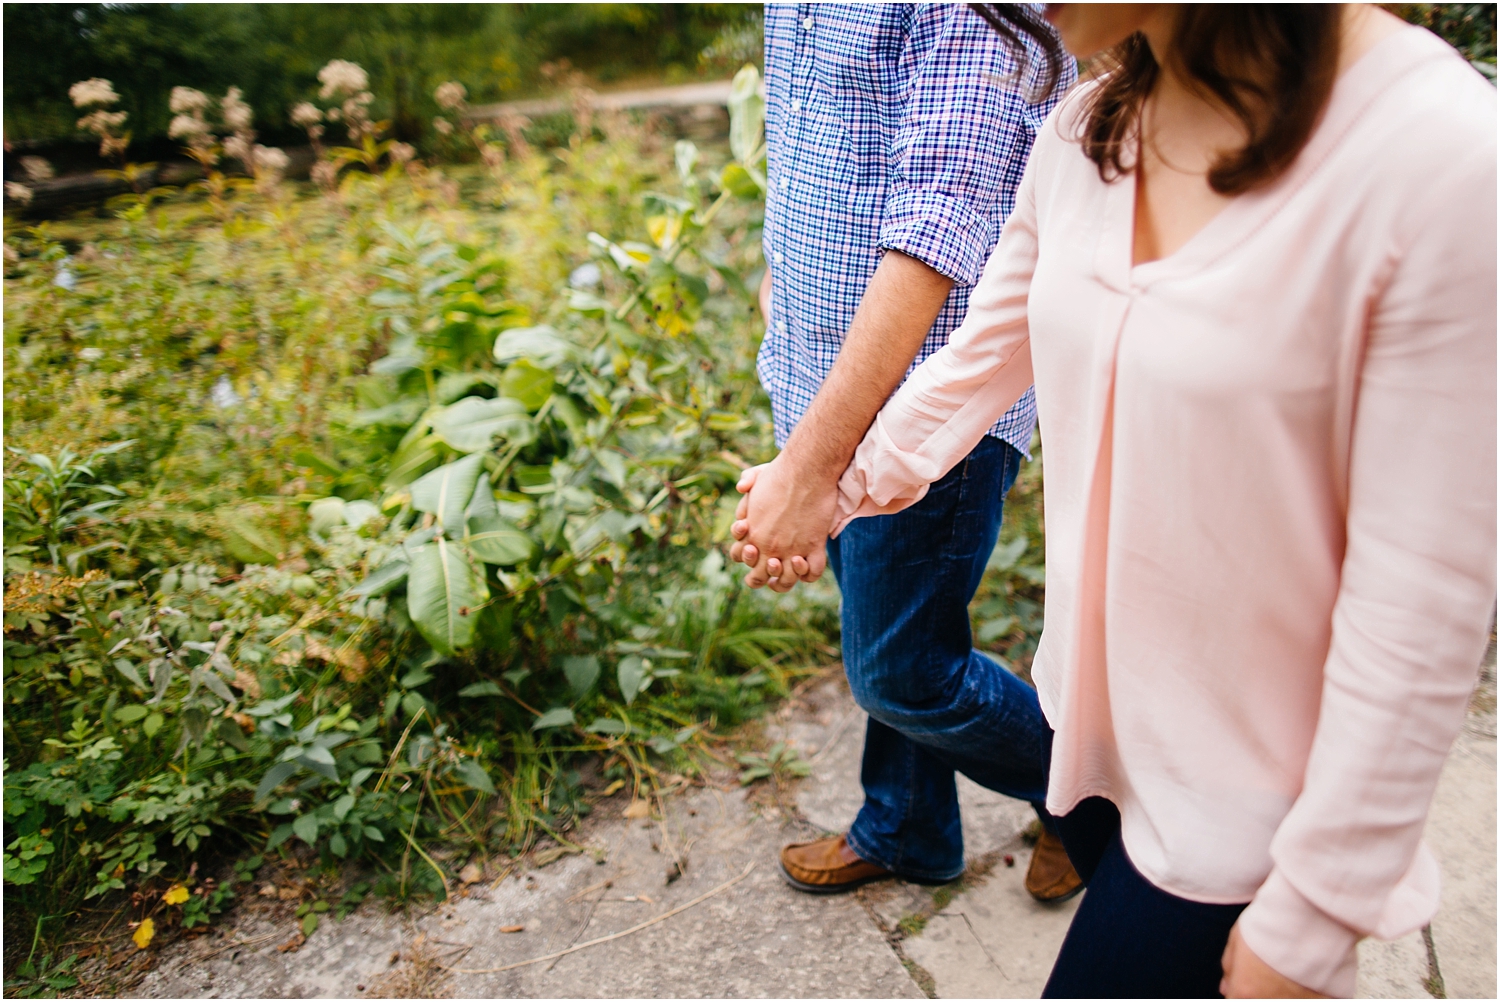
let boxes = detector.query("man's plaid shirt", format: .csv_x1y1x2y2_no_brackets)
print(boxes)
758,4,1073,453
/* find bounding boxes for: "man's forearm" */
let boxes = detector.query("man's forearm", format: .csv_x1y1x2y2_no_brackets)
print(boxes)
780,250,955,481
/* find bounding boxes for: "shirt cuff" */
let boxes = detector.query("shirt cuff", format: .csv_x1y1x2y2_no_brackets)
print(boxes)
878,188,993,286
1237,867,1359,998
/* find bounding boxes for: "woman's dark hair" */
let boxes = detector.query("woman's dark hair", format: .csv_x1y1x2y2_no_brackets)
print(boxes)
972,4,1343,194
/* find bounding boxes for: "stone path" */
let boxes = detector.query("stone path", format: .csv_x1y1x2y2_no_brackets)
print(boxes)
130,669,1495,999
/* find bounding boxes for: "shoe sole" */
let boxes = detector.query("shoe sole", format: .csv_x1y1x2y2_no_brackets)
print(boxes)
778,860,953,895
1028,881,1086,904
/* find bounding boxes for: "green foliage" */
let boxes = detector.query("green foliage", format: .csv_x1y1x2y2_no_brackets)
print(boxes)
3,63,837,961
737,741,810,786
3,4,763,146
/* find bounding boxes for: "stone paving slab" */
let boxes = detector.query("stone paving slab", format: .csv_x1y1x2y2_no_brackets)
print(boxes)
125,671,1496,999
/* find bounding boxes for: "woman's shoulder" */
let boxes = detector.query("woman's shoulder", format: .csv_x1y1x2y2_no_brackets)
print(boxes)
1028,77,1103,176
1351,27,1495,161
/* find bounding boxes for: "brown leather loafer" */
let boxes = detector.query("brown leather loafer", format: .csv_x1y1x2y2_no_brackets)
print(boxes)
780,834,894,894
1025,829,1084,902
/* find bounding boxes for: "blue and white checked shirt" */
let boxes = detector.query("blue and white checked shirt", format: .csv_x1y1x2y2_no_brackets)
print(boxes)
758,4,1074,453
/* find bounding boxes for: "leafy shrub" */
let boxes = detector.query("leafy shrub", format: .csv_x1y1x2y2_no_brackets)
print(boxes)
3,64,841,961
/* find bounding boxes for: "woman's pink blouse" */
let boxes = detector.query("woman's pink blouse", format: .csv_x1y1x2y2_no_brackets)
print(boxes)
833,27,1495,995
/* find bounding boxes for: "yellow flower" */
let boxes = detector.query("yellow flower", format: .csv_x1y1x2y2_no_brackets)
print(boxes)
163,884,190,905
132,918,155,949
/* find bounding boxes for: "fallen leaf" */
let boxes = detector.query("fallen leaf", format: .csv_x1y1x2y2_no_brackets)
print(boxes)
623,800,650,819
277,886,301,901
232,671,262,699
278,935,304,953
601,779,626,797
132,918,155,950
459,863,483,885
273,649,302,667
500,925,524,933
258,884,278,898
163,884,190,905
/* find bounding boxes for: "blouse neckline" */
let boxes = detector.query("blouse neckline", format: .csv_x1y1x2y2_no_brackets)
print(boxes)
1093,25,1450,294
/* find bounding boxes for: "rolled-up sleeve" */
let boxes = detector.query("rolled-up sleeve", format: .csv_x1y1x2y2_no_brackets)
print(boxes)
878,5,1072,286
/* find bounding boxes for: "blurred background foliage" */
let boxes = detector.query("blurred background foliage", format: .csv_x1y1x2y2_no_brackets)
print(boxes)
4,3,763,150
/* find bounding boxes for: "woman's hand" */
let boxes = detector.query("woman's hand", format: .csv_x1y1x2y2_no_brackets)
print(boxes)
1220,924,1327,999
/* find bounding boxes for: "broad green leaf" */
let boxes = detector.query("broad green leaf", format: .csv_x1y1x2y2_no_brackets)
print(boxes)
410,452,485,533
562,654,600,695
431,396,534,453
457,681,503,697
309,498,346,537
383,431,442,490
987,535,1028,573
493,325,579,366
113,658,145,689
329,833,348,858
466,513,534,566
255,760,300,803
302,912,320,936
675,139,699,181
531,707,575,730
586,717,629,736
720,163,763,199
347,559,408,597
728,64,765,166
406,538,489,655
454,759,496,794
114,704,148,724
465,472,498,522
292,813,320,846
500,360,555,412
142,712,165,738
333,794,357,821
618,655,646,704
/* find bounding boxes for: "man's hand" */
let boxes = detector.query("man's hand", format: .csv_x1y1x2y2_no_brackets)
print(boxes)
728,459,835,592
732,250,956,589
1220,924,1327,999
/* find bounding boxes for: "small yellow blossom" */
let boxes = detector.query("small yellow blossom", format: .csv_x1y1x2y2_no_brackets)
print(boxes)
163,884,190,905
132,917,155,949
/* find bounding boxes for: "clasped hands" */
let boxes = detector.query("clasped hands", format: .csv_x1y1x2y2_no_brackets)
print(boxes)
727,456,840,591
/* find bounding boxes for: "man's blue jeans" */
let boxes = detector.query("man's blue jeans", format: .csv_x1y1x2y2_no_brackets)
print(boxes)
826,435,1051,882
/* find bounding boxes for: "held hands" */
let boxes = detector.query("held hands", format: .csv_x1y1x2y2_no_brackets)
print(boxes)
728,457,837,592
1220,924,1327,999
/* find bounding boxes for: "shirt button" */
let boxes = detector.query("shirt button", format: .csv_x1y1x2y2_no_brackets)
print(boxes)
803,17,813,30
790,98,802,113
779,177,788,191
773,251,785,264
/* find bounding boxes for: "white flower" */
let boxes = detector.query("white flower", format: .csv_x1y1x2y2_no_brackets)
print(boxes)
79,347,105,361
20,157,53,182
169,86,209,114
69,78,119,108
325,106,342,122
211,375,241,410
291,102,322,127
168,114,209,140
434,81,467,110
77,109,128,135
221,86,252,132
317,59,368,100
432,117,454,136
5,181,33,205
388,142,415,164
223,134,250,164
254,145,290,174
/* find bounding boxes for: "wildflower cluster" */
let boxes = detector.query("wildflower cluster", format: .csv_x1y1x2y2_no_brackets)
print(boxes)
71,77,129,161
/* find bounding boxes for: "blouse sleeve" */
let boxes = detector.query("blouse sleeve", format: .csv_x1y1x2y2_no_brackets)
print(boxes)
1236,100,1498,995
831,145,1043,536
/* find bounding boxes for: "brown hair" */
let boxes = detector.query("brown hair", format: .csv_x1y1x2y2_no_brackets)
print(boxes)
973,5,1343,194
